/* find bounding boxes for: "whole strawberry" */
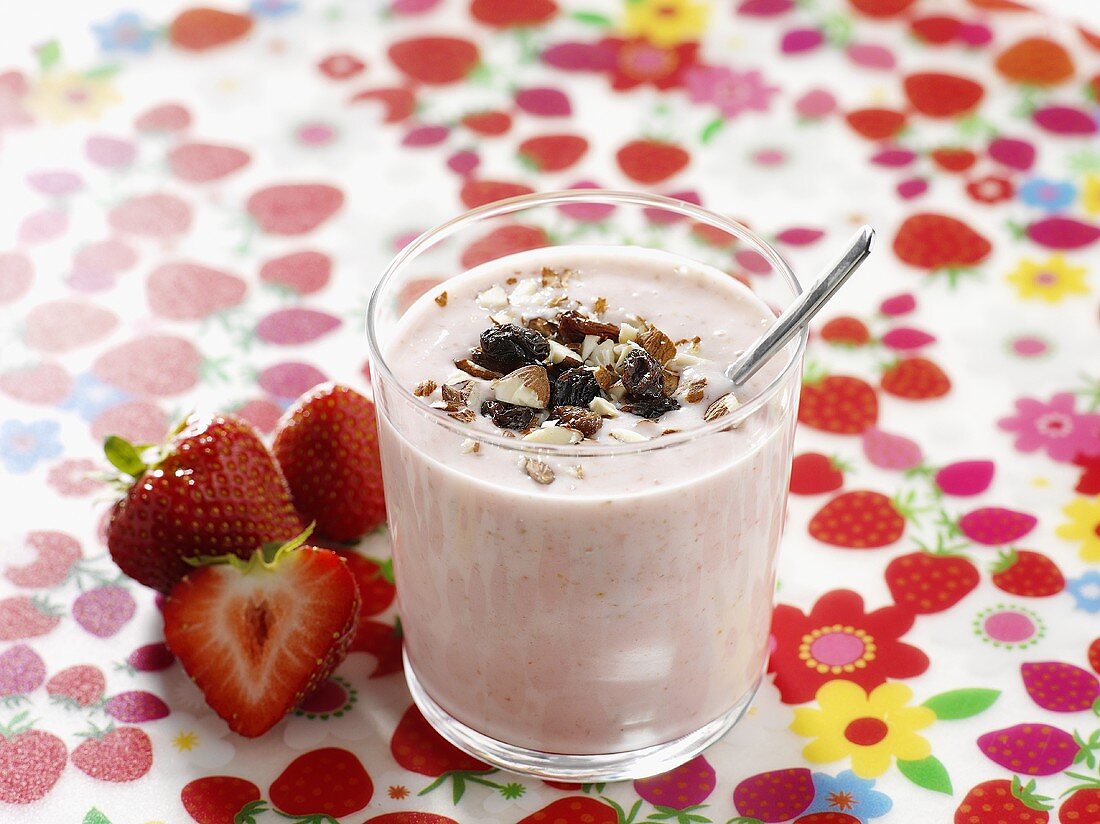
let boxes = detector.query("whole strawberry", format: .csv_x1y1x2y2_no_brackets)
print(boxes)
977,723,1077,776
991,550,1064,597
105,415,304,593
1059,785,1100,824
733,768,814,823
274,383,386,542
1020,661,1100,712
955,778,1052,824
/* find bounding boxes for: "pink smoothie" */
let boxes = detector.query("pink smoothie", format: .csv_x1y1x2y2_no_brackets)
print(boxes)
375,246,800,754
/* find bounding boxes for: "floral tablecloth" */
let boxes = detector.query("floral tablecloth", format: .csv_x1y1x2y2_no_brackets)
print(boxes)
1,0,1098,822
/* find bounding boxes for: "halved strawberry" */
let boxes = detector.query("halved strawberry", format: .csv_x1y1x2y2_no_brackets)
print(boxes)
162,531,360,738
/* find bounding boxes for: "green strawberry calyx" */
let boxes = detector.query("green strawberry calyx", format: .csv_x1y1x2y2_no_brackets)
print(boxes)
990,548,1019,574
1011,775,1053,811
0,710,38,739
800,361,828,388
101,415,196,488
184,525,316,574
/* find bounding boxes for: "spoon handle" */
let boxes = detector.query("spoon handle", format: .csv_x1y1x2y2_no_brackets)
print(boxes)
727,225,876,386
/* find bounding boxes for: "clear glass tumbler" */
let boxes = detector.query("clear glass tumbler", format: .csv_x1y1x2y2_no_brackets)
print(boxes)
366,191,806,780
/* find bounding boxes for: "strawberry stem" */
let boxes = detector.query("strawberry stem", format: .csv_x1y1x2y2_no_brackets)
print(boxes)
186,524,316,572
1011,775,1054,811
601,796,644,824
0,711,36,738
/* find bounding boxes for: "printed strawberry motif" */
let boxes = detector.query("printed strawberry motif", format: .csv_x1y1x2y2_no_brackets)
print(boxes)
0,251,33,304
472,0,557,27
995,37,1075,86
5,531,81,588
844,108,907,140
885,551,979,613
108,192,192,237
169,7,252,51
72,585,136,638
351,87,417,123
910,15,962,45
135,102,192,132
634,755,715,810
991,550,1064,597
259,362,328,400
862,428,923,470
977,723,1077,775
342,553,396,617
1020,662,1100,712
810,491,905,549
733,768,814,823
71,725,152,785
350,619,403,678
364,815,459,823
616,139,690,184
93,334,202,397
388,37,480,85
47,664,105,708
391,704,489,777
460,179,535,209
168,142,250,183
904,72,985,118
796,815,860,824
848,0,917,17
893,214,991,272
789,453,845,496
105,691,170,723
246,184,344,235
259,250,331,295
461,224,549,269
181,776,263,824
881,357,951,400
269,747,373,818
23,299,118,354
958,508,1037,545
1090,638,1100,676
516,798,619,824
146,262,246,321
273,384,386,542
880,327,935,351
0,712,66,804
518,134,588,172
798,372,878,434
0,362,72,405
0,645,45,704
955,778,1052,824
820,316,871,346
1059,786,1100,824
105,415,303,593
0,596,62,641
256,307,342,345
930,147,978,173
935,461,995,497
461,110,513,136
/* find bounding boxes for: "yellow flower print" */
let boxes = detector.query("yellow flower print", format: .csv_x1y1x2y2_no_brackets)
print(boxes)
26,71,120,124
1082,174,1100,216
1056,496,1100,562
1005,255,1089,303
623,0,707,48
790,681,935,778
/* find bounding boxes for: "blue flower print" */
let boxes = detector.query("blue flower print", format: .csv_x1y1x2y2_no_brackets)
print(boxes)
1018,178,1077,212
806,770,893,820
92,12,156,54
1066,570,1100,614
59,373,130,422
0,419,63,474
249,0,300,17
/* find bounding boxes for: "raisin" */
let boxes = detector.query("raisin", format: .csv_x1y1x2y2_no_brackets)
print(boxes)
622,396,681,420
551,405,602,438
479,324,550,372
620,349,665,401
550,367,601,408
556,310,620,343
480,400,538,431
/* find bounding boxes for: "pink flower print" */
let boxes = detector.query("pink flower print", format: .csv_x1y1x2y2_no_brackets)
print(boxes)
998,393,1100,463
684,66,779,117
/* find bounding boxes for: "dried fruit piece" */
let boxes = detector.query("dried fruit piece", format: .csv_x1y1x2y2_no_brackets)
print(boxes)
493,365,550,408
413,380,437,397
480,324,550,371
704,393,740,422
620,349,666,401
480,400,538,430
551,367,601,408
552,405,603,438
524,457,554,484
622,396,681,420
637,329,676,364
454,357,502,380
556,310,619,342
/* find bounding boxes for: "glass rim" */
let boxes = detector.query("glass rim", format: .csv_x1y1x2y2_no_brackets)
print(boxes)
365,189,807,456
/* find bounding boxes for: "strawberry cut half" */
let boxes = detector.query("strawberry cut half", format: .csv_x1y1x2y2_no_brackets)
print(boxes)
163,529,360,738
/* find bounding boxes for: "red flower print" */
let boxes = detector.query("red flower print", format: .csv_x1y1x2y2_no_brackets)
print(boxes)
769,589,929,704
318,52,366,80
965,174,1015,204
599,37,699,91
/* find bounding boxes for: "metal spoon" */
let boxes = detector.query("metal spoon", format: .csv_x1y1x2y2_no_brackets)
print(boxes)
727,225,876,386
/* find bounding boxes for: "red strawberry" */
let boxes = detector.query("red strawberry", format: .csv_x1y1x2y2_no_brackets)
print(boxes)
23,299,117,354
0,645,45,701
820,316,871,346
1020,662,1100,712
181,776,263,824
389,37,480,85
809,491,905,548
634,755,715,809
517,798,618,824
105,415,304,593
105,690,170,723
247,184,344,236
848,0,917,17
163,534,359,737
260,250,331,295
147,262,246,320
886,552,979,613
930,147,978,173
71,725,151,782
127,642,175,673
797,815,860,823
992,550,1064,597
350,87,417,123
881,357,951,399
256,307,341,345
0,362,72,405
518,134,588,172
460,179,535,209
46,664,105,707
616,139,689,184
904,72,985,118
169,8,252,51
460,110,513,136
364,815,459,823
342,553,396,617
845,108,907,140
798,372,878,434
350,619,403,678
1090,638,1100,675
5,531,81,588
0,597,62,641
1059,787,1100,824
958,508,1037,545
108,192,192,237
93,334,201,397
0,713,66,803
955,779,1052,824
269,748,373,818
733,768,814,823
790,453,845,495
273,384,386,542
135,102,192,133
391,704,489,776
893,214,991,271
168,142,250,183
910,15,962,45
472,0,557,27
977,723,1077,776
460,224,549,269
